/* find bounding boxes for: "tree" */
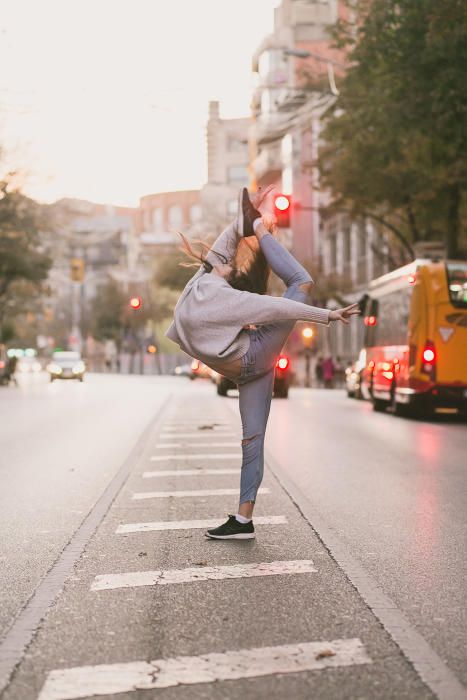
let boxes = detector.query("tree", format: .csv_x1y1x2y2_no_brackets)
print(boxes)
319,0,467,259
0,175,52,340
154,251,196,291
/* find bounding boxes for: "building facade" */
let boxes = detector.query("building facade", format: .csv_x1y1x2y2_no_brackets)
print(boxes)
250,0,390,362
201,101,250,235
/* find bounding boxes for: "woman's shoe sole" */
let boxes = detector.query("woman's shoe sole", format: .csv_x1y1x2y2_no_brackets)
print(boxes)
205,532,255,540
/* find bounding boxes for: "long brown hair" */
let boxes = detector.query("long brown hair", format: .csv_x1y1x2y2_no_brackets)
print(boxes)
178,187,275,295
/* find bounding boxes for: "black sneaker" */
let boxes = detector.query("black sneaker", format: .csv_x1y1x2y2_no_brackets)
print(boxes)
236,187,261,237
205,514,255,540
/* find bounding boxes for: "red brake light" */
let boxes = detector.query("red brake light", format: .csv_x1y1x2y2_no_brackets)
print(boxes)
408,274,416,285
421,341,436,378
423,348,435,363
276,356,289,370
364,316,377,326
0,361,4,369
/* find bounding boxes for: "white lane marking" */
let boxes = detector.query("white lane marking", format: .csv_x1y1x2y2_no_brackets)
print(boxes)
155,443,239,449
159,432,237,438
132,488,269,500
150,454,240,461
38,638,371,699
116,516,288,534
143,469,238,477
162,423,230,429
91,560,318,591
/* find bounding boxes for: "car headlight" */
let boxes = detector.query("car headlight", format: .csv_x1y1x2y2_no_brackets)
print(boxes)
47,363,62,374
72,362,85,373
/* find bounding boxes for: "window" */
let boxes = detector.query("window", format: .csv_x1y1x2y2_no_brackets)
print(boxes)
357,222,367,257
190,205,202,223
329,235,337,270
227,165,249,185
227,136,247,154
343,227,351,263
446,262,467,308
152,208,163,232
373,289,411,346
168,205,183,228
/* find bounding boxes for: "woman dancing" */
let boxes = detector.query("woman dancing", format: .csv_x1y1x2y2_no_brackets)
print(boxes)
166,188,360,540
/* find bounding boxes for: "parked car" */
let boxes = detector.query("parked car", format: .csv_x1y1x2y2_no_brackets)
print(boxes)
17,356,42,373
173,363,192,377
345,350,366,399
215,354,292,398
47,351,85,382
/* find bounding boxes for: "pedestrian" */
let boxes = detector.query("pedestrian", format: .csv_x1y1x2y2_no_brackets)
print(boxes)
315,355,323,387
322,355,335,389
166,188,360,540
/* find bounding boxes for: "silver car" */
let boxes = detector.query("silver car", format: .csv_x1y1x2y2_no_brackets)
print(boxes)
47,351,86,382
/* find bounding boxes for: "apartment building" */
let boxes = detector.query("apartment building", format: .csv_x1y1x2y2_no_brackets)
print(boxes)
201,101,250,235
251,0,389,361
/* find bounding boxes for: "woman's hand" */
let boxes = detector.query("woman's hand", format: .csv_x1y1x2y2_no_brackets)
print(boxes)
329,304,361,325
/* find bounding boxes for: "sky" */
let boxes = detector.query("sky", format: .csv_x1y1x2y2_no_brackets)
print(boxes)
0,0,278,207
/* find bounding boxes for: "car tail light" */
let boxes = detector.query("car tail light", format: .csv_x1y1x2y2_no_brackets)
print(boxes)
0,361,4,369
421,341,436,379
276,356,289,370
364,316,377,326
191,360,199,371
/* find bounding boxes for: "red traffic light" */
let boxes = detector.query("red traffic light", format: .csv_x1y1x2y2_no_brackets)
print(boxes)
273,194,291,227
274,195,290,211
129,296,142,310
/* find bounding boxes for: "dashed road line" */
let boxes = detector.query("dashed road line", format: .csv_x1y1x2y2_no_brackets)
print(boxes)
37,638,372,699
158,432,237,438
155,442,239,448
132,488,270,500
143,468,238,477
91,560,318,591
0,395,174,696
116,515,288,534
150,453,240,461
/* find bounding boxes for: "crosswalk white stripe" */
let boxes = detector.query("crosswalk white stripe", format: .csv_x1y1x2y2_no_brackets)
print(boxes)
162,424,230,429
159,432,237,438
143,469,238,477
132,488,269,500
91,560,318,591
37,638,371,699
116,516,288,534
155,442,239,449
150,453,240,461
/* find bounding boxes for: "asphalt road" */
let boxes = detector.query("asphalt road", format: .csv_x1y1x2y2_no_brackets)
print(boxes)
0,373,465,700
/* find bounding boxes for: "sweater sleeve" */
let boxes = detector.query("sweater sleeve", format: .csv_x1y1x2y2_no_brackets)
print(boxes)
205,222,239,267
227,288,330,326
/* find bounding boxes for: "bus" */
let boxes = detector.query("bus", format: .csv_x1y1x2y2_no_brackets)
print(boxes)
359,259,467,417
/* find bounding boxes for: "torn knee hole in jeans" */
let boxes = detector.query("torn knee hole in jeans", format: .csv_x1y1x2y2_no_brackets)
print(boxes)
242,433,261,446
299,280,314,294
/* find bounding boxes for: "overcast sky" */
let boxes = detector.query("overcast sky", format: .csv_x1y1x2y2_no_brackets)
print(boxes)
0,0,278,206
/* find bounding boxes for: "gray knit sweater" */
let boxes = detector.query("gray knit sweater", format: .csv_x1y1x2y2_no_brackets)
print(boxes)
165,224,330,363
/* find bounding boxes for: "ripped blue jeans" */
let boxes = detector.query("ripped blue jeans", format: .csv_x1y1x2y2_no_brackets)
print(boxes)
234,234,313,505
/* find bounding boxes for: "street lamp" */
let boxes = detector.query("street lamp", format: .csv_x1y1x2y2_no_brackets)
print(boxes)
301,326,315,388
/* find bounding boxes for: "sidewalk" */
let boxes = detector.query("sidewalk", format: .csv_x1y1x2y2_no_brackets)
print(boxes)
4,392,434,700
